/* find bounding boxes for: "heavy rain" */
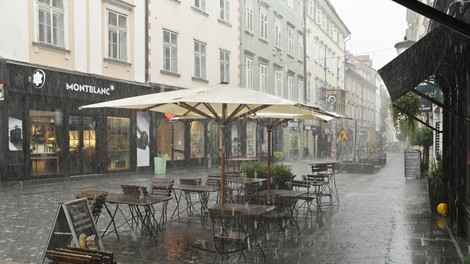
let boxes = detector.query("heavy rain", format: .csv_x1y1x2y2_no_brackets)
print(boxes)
0,0,469,263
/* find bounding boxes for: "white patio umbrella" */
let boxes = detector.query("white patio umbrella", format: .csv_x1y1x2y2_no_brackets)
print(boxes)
80,83,326,205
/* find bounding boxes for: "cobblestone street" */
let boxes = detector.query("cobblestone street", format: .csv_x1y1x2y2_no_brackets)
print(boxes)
0,152,465,263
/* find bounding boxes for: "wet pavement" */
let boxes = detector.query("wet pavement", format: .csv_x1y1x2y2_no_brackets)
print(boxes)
0,152,467,263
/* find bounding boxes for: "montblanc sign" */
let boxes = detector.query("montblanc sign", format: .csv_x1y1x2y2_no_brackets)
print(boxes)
66,82,114,96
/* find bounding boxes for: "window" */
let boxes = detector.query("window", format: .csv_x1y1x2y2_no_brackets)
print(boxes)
220,49,230,83
307,75,312,103
275,70,283,97
194,40,207,79
30,110,61,176
107,10,128,61
194,0,205,11
245,0,253,32
287,0,293,8
298,79,304,102
259,6,268,40
163,29,178,72
245,58,253,90
107,117,130,171
260,64,268,92
298,34,304,60
297,0,303,16
219,0,230,22
288,75,294,100
37,0,65,47
315,8,322,25
308,0,314,17
287,26,294,55
274,17,282,48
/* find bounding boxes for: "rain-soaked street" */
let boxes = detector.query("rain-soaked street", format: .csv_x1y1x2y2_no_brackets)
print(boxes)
0,151,464,263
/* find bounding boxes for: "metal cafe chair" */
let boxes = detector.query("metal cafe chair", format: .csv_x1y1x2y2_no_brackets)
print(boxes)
208,207,250,263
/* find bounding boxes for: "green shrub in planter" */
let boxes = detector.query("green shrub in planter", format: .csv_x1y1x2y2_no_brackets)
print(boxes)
241,162,267,178
271,164,294,190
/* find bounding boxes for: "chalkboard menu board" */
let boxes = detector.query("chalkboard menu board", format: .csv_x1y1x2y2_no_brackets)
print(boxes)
42,198,103,263
404,151,421,179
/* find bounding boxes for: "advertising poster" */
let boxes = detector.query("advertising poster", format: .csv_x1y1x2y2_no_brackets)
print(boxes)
136,111,150,167
9,116,22,151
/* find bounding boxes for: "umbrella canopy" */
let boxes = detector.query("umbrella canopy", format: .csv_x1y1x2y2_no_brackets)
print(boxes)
80,83,325,205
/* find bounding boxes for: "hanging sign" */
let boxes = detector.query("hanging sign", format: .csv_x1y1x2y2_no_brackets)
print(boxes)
337,128,349,142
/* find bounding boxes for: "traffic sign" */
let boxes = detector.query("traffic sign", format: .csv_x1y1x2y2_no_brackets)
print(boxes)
337,128,349,142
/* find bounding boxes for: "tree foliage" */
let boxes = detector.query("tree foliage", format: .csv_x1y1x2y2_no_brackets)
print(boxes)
392,92,421,135
409,126,433,148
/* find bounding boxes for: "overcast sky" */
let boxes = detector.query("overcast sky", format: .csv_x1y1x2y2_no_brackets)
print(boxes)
328,0,409,70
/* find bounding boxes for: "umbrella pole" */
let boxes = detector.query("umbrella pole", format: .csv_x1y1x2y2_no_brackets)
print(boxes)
220,105,227,206
267,128,272,192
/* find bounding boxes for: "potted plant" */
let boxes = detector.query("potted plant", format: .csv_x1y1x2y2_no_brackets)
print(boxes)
426,156,447,213
241,162,294,190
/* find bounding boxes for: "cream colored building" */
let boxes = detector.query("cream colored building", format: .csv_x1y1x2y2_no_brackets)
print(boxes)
0,0,146,82
147,0,240,90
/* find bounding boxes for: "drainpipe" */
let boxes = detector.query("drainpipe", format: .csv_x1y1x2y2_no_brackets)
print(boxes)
145,0,149,84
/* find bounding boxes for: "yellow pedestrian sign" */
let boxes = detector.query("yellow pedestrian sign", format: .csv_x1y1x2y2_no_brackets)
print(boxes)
337,128,349,142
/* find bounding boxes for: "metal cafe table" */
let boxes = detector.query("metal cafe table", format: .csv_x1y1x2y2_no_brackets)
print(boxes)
98,193,172,250
171,183,220,221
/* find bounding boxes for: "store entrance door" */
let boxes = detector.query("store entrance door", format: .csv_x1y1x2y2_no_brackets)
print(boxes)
69,116,97,175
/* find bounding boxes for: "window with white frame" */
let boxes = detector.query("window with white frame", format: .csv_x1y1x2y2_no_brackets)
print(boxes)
37,0,65,47
297,0,303,16
163,29,178,72
275,69,283,97
194,0,205,11
246,0,253,32
321,14,327,31
315,8,322,25
194,40,206,79
298,79,304,102
259,6,268,40
308,0,314,17
220,49,230,83
287,0,293,8
307,75,311,103
287,26,294,55
287,75,294,100
219,0,230,22
274,17,282,48
245,57,253,89
107,10,128,61
298,34,304,60
260,63,268,93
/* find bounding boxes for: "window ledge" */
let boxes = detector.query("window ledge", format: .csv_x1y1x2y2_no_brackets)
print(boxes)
191,6,208,16
258,38,268,44
217,19,232,28
160,69,181,77
104,57,132,67
287,54,294,60
192,76,209,83
244,30,254,37
32,42,71,55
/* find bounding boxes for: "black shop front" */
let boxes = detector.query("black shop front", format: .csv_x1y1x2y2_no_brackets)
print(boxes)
0,60,163,182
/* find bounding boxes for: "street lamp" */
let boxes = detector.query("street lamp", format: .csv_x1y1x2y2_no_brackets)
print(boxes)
394,37,416,55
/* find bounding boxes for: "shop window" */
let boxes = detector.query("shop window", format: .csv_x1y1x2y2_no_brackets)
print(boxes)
30,110,60,176
156,118,172,160
190,121,205,159
207,122,220,162
173,121,185,160
107,117,130,171
246,121,257,158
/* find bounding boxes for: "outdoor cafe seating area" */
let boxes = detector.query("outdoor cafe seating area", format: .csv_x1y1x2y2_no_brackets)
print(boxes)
43,160,341,263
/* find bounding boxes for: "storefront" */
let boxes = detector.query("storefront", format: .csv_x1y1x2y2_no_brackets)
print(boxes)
0,60,162,181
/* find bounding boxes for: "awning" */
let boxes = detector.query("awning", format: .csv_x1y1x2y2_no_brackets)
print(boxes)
378,25,466,101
